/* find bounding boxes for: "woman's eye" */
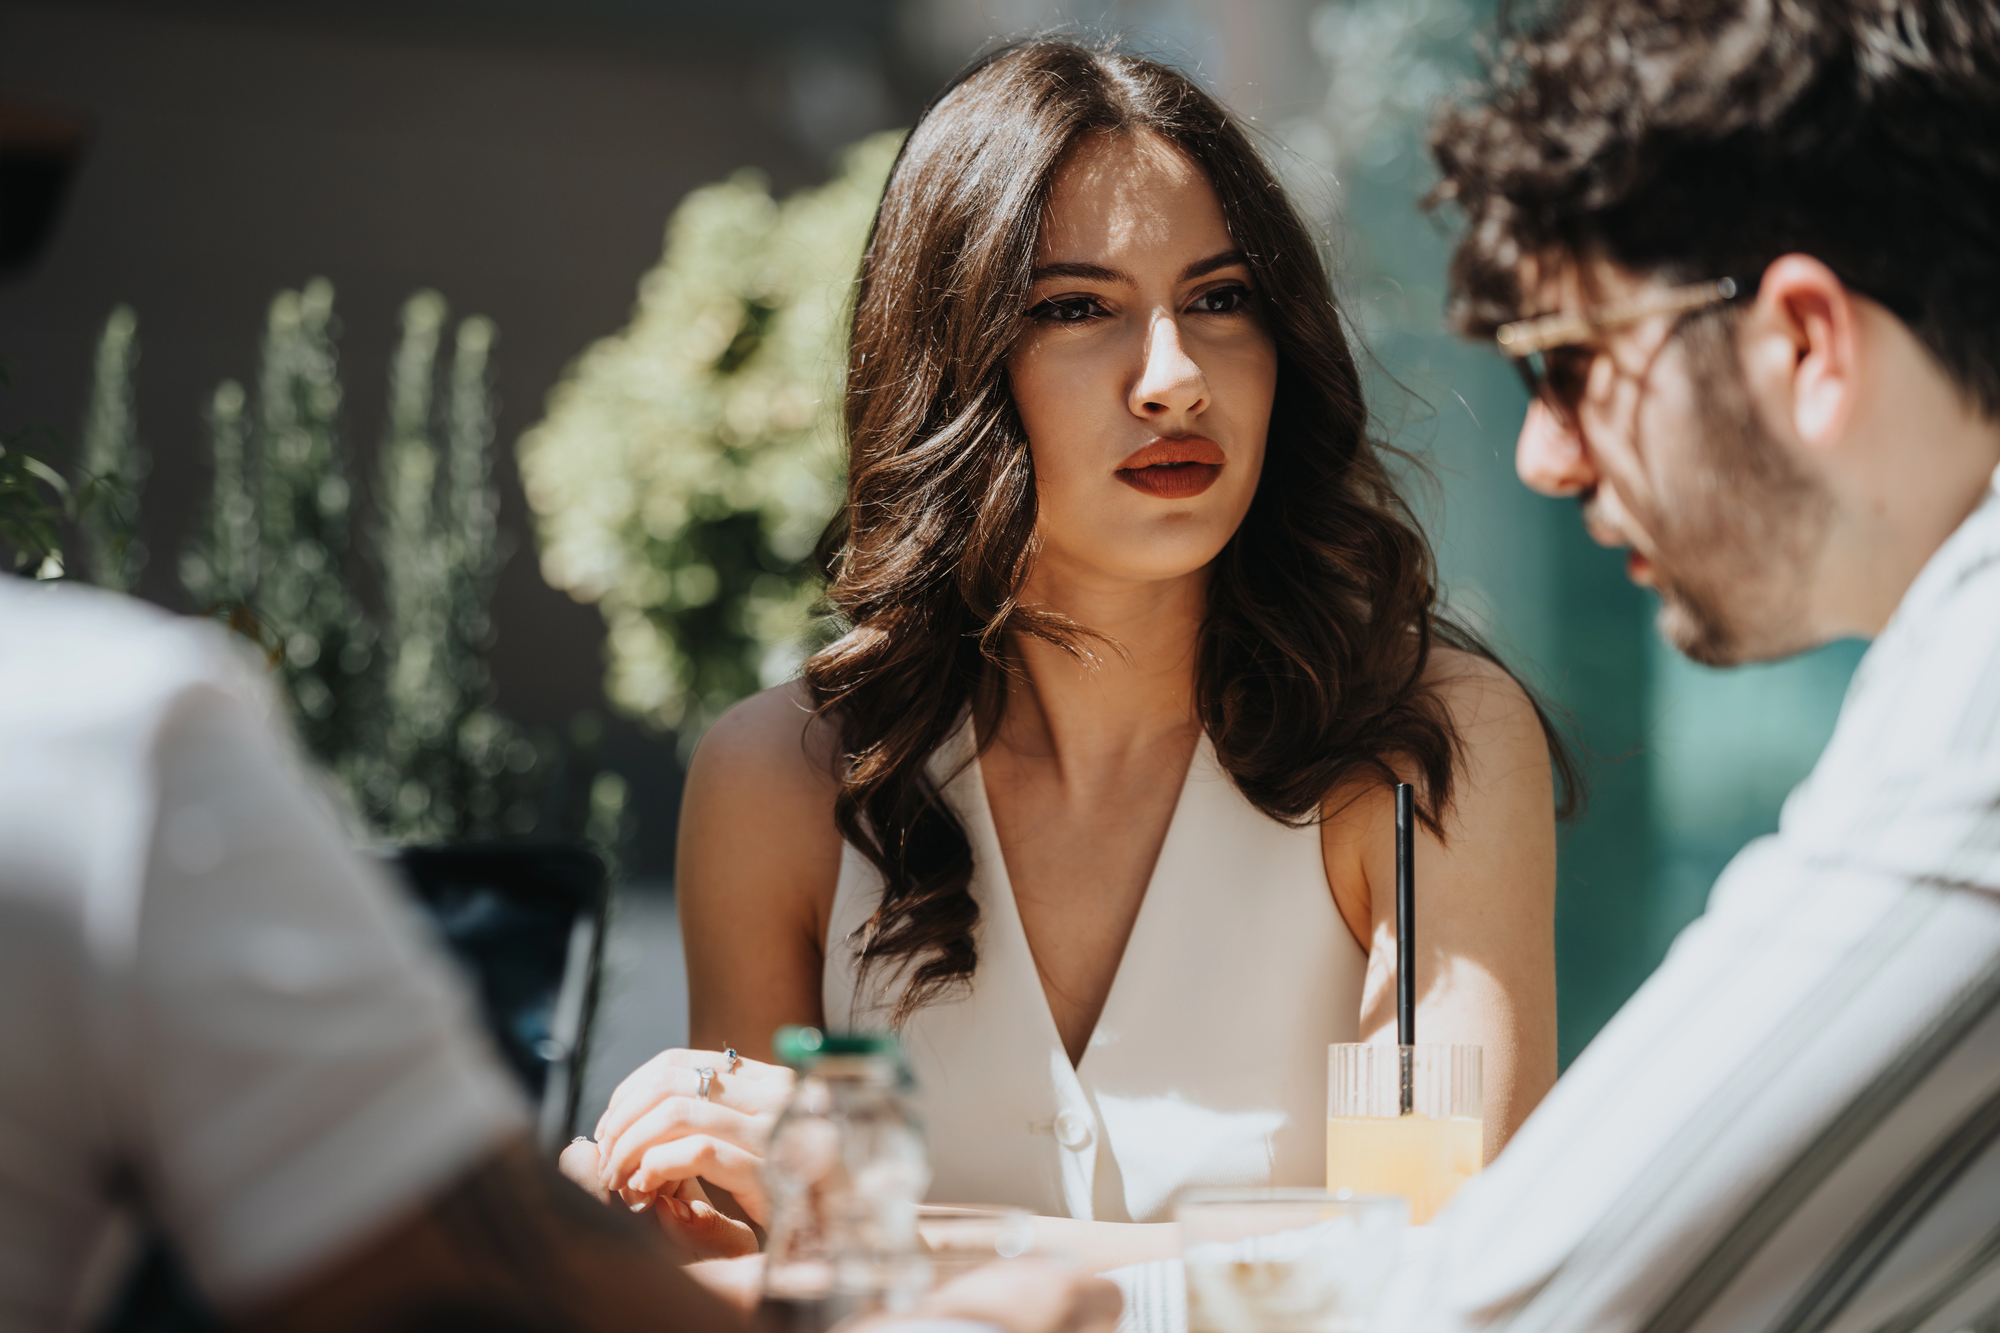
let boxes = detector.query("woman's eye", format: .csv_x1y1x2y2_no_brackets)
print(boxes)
1190,285,1253,314
1027,295,1104,324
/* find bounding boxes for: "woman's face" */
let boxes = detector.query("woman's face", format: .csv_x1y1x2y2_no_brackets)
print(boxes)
1008,131,1277,592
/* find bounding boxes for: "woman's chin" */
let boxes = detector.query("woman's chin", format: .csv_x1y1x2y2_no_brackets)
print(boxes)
1031,536,1232,592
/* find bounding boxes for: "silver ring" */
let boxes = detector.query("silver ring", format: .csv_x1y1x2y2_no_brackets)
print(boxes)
696,1065,715,1100
723,1046,741,1072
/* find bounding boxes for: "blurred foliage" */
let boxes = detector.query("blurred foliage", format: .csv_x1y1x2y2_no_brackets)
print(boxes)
519,131,902,740
77,305,146,592
0,393,70,578
0,326,143,582
366,292,520,840
174,279,625,854
254,280,377,765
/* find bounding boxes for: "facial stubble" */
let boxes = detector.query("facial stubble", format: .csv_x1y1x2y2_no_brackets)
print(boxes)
1627,317,1833,667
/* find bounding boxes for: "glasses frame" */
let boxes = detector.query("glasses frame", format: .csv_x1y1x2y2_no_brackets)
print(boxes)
1497,277,1742,425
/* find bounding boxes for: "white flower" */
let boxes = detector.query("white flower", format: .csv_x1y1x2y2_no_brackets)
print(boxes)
519,131,902,739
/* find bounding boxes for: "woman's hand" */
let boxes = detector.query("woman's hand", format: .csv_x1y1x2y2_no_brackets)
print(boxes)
591,1046,794,1227
558,1137,761,1259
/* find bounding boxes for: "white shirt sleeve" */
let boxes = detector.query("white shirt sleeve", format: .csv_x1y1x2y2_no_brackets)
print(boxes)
121,670,530,1302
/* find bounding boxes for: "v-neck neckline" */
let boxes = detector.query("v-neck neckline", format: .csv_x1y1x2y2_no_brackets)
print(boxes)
954,724,1209,1073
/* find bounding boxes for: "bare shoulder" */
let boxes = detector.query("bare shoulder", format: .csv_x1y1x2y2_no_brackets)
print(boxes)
689,680,842,806
1320,646,1550,838
1423,646,1550,776
679,681,843,933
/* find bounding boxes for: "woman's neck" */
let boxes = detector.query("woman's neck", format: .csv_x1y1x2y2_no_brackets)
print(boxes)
991,565,1207,768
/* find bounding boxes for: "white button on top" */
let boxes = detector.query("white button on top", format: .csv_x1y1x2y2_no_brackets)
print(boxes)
1052,1108,1092,1150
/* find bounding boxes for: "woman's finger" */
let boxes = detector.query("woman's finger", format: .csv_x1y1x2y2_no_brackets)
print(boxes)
597,1061,701,1144
599,1095,766,1191
626,1135,771,1224
556,1139,612,1205
598,1049,792,1142
653,1189,760,1261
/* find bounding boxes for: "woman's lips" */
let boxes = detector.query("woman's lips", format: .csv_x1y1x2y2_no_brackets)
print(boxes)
1115,437,1225,499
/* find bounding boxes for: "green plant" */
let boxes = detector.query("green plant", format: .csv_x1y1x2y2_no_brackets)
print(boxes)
251,280,379,766
178,279,596,847
518,131,902,741
76,305,146,592
366,291,539,841
0,375,68,577
0,343,134,582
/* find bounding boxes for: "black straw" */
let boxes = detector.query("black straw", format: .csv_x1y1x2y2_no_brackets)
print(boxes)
1395,782,1416,1115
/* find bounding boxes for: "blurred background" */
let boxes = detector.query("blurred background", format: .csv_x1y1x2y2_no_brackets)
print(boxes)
0,0,1863,1124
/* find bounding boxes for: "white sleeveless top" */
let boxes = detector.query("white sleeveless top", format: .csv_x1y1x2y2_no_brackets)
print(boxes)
823,721,1367,1223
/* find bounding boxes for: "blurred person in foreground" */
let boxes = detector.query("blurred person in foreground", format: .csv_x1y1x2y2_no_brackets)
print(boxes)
0,576,1120,1333
1372,1,2000,1331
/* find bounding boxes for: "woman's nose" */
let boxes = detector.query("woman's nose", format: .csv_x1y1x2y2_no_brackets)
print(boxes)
1129,312,1209,420
1515,399,1597,497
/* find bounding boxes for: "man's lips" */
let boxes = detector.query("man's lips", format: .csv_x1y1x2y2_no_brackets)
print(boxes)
1582,496,1658,587
1115,437,1225,499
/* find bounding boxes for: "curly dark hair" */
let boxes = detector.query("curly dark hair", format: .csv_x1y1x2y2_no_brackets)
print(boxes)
1429,0,2000,417
803,36,1576,1024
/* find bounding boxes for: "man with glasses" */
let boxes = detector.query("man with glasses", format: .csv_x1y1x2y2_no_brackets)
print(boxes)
1382,1,2000,1331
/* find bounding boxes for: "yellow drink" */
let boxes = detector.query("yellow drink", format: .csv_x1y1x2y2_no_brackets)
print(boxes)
1326,1114,1482,1224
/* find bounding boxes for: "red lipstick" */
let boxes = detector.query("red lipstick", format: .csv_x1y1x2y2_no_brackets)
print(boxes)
1115,437,1226,499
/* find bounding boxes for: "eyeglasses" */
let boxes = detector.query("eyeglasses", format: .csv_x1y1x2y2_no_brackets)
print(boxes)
1495,277,1741,424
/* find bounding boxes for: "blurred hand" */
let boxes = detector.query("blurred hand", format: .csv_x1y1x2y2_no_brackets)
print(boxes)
558,1135,759,1260
652,1176,761,1260
592,1046,793,1225
686,1254,765,1313
897,1262,1123,1333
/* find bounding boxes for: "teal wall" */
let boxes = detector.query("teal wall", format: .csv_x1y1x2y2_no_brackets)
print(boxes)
1304,0,1863,1066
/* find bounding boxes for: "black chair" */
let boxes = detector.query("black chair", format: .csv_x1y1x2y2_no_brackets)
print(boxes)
394,841,610,1147
97,841,609,1333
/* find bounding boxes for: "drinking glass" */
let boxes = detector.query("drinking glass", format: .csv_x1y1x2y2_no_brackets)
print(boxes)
1326,1043,1483,1225
1178,1188,1407,1333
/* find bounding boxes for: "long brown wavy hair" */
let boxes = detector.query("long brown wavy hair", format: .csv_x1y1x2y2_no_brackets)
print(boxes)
804,36,1574,1024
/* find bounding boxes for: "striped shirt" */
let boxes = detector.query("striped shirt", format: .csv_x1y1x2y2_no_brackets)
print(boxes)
1378,467,2000,1333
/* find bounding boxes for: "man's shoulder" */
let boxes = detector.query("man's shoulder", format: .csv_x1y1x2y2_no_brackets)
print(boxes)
1774,522,2000,888
0,580,272,739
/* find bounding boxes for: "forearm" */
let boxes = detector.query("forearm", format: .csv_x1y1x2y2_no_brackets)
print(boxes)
239,1137,745,1333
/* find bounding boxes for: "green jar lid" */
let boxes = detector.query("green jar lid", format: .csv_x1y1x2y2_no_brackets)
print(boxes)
772,1025,903,1067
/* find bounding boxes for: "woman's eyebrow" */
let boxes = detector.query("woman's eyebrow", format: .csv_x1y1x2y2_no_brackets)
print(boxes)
1029,260,1126,284
1029,250,1249,286
1180,249,1247,282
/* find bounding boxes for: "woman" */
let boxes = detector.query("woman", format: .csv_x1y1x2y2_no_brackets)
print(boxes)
570,38,1567,1264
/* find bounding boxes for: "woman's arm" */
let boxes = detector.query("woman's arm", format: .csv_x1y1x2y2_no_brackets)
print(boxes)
679,680,844,1059
1321,651,1560,1161
582,683,841,1243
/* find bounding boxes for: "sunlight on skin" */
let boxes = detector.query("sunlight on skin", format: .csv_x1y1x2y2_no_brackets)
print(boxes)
1511,253,2000,659
987,130,1283,1073
1512,260,1731,598
1008,130,1274,601
603,126,1558,1273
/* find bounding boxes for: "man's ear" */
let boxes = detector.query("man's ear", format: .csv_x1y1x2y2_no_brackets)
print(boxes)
1741,254,1861,454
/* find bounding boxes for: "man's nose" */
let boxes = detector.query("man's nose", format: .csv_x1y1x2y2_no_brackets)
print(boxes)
1129,312,1209,420
1516,399,1597,497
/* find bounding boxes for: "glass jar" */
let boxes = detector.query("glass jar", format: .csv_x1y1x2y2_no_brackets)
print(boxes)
757,1027,931,1333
